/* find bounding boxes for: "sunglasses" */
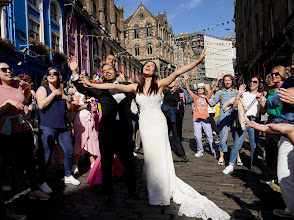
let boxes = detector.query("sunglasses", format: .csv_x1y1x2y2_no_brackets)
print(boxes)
271,72,280,77
0,67,13,73
46,71,59,77
250,80,258,84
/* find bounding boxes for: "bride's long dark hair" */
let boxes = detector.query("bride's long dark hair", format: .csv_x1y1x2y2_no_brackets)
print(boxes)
137,61,159,94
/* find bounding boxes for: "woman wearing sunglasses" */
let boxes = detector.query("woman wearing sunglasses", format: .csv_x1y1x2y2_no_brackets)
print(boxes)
260,66,287,184
223,76,266,174
0,63,50,210
36,67,80,190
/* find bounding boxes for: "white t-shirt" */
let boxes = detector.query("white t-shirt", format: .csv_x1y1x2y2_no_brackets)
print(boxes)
242,92,262,117
207,97,216,114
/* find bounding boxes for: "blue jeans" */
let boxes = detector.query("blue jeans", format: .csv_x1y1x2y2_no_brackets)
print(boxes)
229,118,259,166
217,110,237,152
40,126,73,177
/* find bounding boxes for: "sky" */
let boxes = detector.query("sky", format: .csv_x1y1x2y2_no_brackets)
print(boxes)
114,0,235,38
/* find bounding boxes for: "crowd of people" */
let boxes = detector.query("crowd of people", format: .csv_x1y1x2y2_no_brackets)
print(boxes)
1,48,294,219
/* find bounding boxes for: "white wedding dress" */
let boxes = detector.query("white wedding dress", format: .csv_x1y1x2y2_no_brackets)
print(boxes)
136,93,230,220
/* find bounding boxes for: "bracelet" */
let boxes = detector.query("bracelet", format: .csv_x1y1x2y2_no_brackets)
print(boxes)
235,98,240,100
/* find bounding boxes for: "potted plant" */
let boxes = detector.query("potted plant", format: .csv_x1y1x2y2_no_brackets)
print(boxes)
51,49,67,62
29,38,50,59
0,37,16,54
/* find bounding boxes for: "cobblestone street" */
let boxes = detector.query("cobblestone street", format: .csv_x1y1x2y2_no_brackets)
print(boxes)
6,111,285,220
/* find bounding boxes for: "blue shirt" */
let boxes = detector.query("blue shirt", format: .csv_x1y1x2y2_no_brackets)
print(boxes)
210,88,238,119
268,76,294,122
40,86,67,128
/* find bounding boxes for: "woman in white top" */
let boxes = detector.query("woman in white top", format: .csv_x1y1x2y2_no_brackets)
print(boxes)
223,76,266,174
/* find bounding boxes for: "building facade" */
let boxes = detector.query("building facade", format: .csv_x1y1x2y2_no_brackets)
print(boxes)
0,0,142,89
173,37,198,86
235,0,294,84
123,3,175,78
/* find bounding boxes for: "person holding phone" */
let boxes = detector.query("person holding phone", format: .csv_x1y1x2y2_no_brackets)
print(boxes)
36,67,80,190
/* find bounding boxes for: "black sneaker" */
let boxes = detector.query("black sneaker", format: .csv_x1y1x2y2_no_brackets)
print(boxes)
273,209,294,219
260,174,278,185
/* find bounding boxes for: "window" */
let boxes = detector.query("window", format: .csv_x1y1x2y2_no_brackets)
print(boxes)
67,16,74,36
29,20,40,40
50,3,57,21
50,2,63,52
93,2,97,14
51,33,59,50
0,7,7,38
124,61,127,76
28,0,37,7
134,26,139,38
80,24,89,74
147,44,152,54
66,12,77,57
129,64,133,78
135,45,140,56
102,44,106,62
146,24,152,37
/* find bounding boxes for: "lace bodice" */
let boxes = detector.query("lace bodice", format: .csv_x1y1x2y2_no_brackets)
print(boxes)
135,92,162,114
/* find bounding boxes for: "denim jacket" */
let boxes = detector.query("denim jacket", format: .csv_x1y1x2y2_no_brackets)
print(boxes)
210,88,238,120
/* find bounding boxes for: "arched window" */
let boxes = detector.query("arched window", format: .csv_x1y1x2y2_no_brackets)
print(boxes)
135,45,140,56
134,25,139,38
147,44,152,54
27,0,44,42
146,23,152,37
50,3,57,21
66,13,77,57
80,23,90,74
50,1,63,52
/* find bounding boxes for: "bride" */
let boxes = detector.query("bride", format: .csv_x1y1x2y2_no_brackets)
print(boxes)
78,49,230,219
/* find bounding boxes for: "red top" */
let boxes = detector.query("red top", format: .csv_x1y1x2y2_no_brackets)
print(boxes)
0,80,30,133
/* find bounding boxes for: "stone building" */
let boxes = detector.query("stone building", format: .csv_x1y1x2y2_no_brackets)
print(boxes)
72,0,142,79
235,0,294,84
81,0,124,41
173,37,197,86
123,3,175,78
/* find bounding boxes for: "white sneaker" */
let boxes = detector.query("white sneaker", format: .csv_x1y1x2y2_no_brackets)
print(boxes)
237,158,243,166
72,164,79,175
64,175,80,185
195,151,204,157
223,164,234,174
250,165,263,175
218,158,224,166
90,162,95,169
39,182,52,194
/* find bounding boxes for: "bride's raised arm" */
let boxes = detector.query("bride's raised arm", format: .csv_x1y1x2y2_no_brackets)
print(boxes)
158,48,206,89
79,77,137,93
